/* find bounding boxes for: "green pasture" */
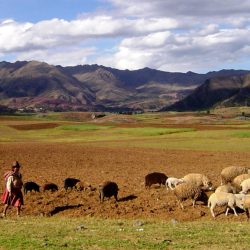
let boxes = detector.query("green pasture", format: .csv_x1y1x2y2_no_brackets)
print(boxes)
115,127,194,136
0,217,249,250
1,113,250,151
0,124,194,143
232,130,250,138
59,124,113,131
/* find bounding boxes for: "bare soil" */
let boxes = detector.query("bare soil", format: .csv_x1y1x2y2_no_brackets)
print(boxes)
1,142,250,221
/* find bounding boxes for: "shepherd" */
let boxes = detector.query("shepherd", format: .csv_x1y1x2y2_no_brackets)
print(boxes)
1,161,24,217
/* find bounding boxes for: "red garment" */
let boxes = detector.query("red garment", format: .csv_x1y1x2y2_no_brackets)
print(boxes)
1,171,24,207
1,187,24,207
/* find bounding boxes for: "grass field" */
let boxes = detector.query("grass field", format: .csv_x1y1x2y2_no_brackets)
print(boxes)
1,109,250,249
0,217,249,250
1,111,250,151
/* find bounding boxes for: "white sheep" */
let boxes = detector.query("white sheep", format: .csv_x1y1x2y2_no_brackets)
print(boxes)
240,178,250,194
207,192,244,217
241,196,250,219
234,193,247,200
215,184,236,194
182,173,213,190
232,174,250,191
220,166,250,185
166,177,185,190
174,182,207,209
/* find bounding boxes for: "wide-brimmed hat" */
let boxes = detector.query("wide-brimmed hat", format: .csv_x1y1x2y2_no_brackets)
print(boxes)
12,161,21,168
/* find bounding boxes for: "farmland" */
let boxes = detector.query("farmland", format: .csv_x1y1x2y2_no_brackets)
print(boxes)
0,109,250,249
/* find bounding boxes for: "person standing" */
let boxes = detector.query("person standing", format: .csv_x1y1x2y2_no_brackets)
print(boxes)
1,161,24,217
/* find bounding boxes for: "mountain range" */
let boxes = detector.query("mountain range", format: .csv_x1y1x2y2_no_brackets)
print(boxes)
0,60,249,112
163,74,250,111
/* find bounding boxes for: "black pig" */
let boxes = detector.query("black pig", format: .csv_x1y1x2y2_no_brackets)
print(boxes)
99,181,119,202
23,181,40,194
145,172,168,188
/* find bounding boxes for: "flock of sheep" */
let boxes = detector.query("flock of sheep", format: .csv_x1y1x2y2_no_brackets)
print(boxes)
146,166,250,218
22,166,250,218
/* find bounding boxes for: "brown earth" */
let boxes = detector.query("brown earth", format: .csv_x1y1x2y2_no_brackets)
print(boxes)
8,123,59,130
1,142,250,222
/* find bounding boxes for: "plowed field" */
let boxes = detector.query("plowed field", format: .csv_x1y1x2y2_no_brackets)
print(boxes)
1,142,250,221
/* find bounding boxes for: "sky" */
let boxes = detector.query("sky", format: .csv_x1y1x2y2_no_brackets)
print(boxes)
0,0,250,73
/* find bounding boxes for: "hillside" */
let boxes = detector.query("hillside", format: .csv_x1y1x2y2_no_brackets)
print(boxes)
0,61,96,111
0,61,249,111
163,74,250,111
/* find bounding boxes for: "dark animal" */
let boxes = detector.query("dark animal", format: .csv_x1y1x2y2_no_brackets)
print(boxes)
23,181,40,194
64,177,80,190
43,183,58,192
99,181,119,202
145,172,168,188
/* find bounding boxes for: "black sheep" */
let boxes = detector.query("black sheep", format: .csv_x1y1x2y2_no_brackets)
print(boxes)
64,177,80,190
145,172,168,188
99,181,119,202
23,181,40,194
43,183,58,192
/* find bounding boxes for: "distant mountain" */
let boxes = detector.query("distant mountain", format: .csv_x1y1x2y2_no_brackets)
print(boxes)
61,65,204,110
163,74,250,111
0,61,96,111
0,60,249,111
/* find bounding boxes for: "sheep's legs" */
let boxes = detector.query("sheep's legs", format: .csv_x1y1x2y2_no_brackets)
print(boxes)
178,200,184,209
210,206,216,217
232,207,238,216
192,199,196,207
225,206,238,216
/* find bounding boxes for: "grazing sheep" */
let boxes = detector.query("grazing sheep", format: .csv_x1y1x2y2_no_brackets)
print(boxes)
207,192,244,217
242,196,250,219
23,181,40,194
64,177,80,190
145,172,168,188
220,166,250,185
166,177,185,190
234,193,247,200
240,178,250,194
43,183,58,192
182,173,213,190
99,181,119,202
215,184,236,194
233,174,250,192
174,182,207,209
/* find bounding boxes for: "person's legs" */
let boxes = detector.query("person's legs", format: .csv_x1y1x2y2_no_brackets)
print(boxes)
2,204,9,217
17,206,21,216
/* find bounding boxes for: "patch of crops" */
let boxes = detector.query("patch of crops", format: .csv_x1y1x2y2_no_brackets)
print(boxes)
116,127,195,136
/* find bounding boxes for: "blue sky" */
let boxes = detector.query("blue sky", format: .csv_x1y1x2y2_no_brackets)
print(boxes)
0,0,250,73
0,0,103,22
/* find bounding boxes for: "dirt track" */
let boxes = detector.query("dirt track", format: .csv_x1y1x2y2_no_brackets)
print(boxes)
1,143,250,221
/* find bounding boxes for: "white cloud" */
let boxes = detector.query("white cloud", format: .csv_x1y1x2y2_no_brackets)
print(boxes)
0,0,250,72
121,31,172,48
16,47,96,66
107,0,250,18
95,27,250,72
0,16,178,53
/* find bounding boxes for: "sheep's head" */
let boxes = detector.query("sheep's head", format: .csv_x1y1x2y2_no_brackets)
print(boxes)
236,198,245,210
202,177,213,190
